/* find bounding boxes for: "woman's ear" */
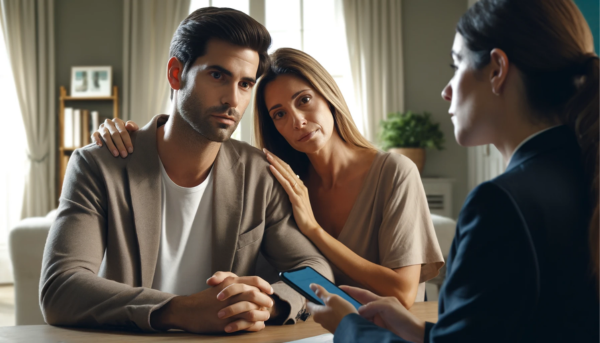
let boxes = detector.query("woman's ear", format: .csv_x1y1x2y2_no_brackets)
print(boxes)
489,48,510,96
167,57,184,91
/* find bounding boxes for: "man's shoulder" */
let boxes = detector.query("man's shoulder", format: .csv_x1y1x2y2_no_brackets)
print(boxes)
221,139,281,196
74,143,130,172
224,139,271,171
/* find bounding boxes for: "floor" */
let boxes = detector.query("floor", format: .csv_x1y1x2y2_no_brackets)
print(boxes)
0,285,14,327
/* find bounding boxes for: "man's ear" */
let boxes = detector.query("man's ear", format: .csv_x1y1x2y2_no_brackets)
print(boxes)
489,48,510,96
167,56,184,92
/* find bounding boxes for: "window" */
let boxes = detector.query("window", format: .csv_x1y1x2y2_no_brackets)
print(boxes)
187,0,360,142
266,0,302,51
0,26,27,282
190,0,249,14
266,0,361,134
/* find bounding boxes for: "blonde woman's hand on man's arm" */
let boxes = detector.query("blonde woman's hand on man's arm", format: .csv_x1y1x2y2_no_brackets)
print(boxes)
91,118,139,158
263,148,321,236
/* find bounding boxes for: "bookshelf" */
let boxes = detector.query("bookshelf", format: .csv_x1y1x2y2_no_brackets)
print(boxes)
57,85,119,197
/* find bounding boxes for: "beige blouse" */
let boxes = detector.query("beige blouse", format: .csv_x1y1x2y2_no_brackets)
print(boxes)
330,150,444,302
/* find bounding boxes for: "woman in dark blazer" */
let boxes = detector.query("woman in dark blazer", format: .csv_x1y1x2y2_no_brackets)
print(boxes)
306,0,599,342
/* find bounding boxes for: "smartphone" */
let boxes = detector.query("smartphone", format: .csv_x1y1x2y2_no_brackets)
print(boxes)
280,266,363,310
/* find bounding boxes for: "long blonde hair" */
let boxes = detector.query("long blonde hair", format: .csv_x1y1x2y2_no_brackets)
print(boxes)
254,48,374,177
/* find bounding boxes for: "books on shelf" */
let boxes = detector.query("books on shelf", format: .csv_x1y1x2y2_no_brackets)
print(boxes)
82,109,90,146
64,108,74,148
63,107,102,149
73,109,81,147
91,111,99,136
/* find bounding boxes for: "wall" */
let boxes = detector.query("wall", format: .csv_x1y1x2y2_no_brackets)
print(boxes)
51,0,470,217
55,0,124,119
402,0,469,218
574,0,599,53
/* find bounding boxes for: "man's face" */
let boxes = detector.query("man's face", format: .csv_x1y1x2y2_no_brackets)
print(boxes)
176,39,260,142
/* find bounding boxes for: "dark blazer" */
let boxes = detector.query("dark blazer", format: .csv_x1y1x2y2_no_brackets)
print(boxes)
335,126,599,342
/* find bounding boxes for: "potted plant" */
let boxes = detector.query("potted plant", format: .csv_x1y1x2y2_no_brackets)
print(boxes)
380,111,444,173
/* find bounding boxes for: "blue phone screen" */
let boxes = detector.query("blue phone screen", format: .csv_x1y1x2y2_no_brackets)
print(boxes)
283,267,362,310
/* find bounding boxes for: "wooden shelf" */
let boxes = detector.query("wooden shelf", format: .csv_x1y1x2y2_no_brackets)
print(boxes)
59,147,76,152
61,96,116,101
57,85,119,201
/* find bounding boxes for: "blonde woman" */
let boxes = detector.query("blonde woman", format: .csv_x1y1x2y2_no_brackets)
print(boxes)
93,48,444,308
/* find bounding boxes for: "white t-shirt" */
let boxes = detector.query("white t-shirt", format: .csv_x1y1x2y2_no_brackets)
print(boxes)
151,160,214,295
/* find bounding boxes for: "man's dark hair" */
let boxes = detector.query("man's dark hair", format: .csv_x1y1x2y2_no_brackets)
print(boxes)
169,7,271,83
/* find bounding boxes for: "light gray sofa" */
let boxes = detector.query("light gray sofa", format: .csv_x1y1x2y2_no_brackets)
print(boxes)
9,210,57,325
8,210,456,325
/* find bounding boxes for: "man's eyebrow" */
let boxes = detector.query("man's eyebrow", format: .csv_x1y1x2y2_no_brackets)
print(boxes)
206,65,256,83
451,50,462,61
268,89,311,112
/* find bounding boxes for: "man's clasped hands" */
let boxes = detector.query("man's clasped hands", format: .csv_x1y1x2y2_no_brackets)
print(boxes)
151,270,423,340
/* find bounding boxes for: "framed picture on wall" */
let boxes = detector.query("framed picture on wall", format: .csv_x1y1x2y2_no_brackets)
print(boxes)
70,66,112,97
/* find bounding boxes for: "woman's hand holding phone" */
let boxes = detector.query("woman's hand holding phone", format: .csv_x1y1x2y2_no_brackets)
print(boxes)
307,284,358,333
306,282,426,342
342,286,427,343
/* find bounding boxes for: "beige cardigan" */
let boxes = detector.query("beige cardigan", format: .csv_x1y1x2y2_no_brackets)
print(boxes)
330,151,444,301
40,115,332,331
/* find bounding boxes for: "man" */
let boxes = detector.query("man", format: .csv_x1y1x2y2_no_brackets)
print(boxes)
40,7,332,334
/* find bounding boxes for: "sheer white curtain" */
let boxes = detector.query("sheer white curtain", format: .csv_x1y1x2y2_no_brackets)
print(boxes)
122,0,190,124
468,145,505,190
343,0,404,143
0,10,26,284
0,0,55,283
0,0,55,218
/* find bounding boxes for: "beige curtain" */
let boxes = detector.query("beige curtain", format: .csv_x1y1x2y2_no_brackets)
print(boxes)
343,0,404,143
122,0,190,124
0,0,55,218
468,145,505,190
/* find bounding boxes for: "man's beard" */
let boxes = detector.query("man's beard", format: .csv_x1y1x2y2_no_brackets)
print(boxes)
178,88,241,142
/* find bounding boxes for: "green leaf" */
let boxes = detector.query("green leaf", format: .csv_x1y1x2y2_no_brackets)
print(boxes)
379,111,445,150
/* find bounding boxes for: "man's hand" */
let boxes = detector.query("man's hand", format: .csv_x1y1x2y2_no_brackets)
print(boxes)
206,271,274,294
207,271,284,321
150,274,273,333
306,284,358,333
213,274,275,332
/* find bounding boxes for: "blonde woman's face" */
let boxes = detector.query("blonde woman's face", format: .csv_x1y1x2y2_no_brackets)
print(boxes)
264,74,335,153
